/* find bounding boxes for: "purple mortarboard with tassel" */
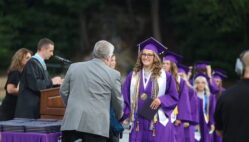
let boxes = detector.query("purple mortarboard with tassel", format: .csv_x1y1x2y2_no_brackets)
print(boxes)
138,37,168,55
213,69,227,80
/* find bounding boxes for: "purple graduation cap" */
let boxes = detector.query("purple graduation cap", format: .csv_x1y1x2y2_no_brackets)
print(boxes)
163,51,183,65
195,61,211,70
138,37,168,55
194,73,209,82
178,64,190,74
213,69,227,80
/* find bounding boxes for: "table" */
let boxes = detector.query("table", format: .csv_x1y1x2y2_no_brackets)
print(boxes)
1,132,61,142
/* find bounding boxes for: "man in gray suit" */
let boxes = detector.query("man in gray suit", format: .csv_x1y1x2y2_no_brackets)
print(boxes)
60,40,124,142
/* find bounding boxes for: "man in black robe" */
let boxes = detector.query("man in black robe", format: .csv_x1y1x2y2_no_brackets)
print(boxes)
214,50,249,142
15,38,62,119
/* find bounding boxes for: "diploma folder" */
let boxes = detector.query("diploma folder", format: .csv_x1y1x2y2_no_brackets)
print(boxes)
137,98,159,121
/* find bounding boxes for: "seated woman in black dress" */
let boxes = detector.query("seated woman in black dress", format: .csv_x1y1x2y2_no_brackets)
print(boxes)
0,48,32,121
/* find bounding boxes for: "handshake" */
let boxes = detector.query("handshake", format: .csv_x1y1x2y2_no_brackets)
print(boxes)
52,76,64,85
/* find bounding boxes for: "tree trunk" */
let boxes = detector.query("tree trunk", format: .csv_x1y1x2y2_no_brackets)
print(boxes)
151,0,162,42
79,12,90,54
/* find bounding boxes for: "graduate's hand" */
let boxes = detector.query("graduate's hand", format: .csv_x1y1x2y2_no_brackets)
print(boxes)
150,98,161,110
211,124,215,131
122,119,129,125
187,66,193,79
174,120,181,126
183,122,190,128
206,65,212,78
216,130,223,136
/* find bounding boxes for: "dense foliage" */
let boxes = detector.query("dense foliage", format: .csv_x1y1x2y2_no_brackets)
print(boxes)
0,0,248,78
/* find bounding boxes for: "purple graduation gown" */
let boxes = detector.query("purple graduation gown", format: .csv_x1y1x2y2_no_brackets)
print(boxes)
184,87,199,142
174,78,192,142
209,79,220,95
197,93,216,142
121,71,179,142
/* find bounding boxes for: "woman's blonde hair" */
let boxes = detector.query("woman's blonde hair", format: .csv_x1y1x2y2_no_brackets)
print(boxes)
133,51,162,78
8,48,33,72
194,76,210,96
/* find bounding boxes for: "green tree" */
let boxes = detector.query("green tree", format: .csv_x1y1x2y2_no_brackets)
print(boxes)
0,0,103,70
169,0,249,78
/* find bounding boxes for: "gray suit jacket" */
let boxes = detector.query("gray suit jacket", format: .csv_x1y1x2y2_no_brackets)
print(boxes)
60,58,123,138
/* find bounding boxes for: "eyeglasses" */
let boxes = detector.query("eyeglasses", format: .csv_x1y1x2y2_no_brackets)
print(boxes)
141,53,154,57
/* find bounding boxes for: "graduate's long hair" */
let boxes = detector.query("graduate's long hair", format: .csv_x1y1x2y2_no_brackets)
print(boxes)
134,51,162,78
168,61,180,91
193,76,211,97
8,48,33,72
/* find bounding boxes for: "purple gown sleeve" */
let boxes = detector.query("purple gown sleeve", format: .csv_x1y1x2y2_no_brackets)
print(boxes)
189,87,199,125
209,78,219,94
177,79,192,122
209,94,216,126
120,72,133,121
158,72,179,117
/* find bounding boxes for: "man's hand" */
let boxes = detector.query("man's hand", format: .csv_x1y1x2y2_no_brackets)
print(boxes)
52,76,63,85
150,98,161,110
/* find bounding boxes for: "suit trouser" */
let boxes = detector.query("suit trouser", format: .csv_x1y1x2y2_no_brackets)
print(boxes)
62,130,107,142
107,129,119,142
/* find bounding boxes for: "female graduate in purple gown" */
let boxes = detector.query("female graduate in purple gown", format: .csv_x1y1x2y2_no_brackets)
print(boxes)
212,69,227,142
193,75,216,142
163,51,192,142
212,69,227,98
178,64,199,142
121,37,179,142
193,62,219,95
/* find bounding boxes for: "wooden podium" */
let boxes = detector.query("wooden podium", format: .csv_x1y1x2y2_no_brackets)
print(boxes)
40,87,66,120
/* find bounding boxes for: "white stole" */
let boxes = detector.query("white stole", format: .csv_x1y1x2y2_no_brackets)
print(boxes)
130,69,168,126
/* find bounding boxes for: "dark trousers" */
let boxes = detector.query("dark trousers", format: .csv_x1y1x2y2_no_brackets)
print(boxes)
107,129,119,142
62,130,107,142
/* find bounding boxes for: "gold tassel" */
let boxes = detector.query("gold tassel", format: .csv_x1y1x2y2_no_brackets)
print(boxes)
136,121,139,131
152,127,156,136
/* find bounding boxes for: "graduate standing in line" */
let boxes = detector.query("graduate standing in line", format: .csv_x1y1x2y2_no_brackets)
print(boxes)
163,51,192,142
212,69,227,142
178,64,199,142
193,74,216,142
212,69,227,97
193,62,220,95
121,37,179,142
15,38,63,119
